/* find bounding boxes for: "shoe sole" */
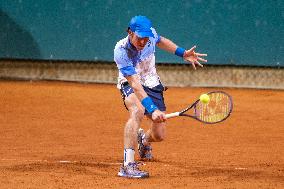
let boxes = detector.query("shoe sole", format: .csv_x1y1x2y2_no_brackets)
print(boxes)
117,172,149,178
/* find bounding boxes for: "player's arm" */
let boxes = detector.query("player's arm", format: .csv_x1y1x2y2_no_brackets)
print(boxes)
125,74,166,122
125,74,147,100
156,36,207,69
156,36,178,54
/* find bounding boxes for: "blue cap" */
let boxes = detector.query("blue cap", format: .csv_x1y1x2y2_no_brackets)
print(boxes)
129,16,154,38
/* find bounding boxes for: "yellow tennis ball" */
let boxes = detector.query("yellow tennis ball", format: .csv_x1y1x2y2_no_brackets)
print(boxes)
199,94,210,104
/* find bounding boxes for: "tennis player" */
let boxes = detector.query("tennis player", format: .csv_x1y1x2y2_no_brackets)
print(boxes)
114,15,207,178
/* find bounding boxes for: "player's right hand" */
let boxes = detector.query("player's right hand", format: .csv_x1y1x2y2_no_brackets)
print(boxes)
152,110,166,123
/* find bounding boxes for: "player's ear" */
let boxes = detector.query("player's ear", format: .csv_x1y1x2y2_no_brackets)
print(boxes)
127,27,133,35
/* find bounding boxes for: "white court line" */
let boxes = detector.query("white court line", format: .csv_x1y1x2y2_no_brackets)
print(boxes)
58,160,74,163
0,158,122,165
0,158,48,162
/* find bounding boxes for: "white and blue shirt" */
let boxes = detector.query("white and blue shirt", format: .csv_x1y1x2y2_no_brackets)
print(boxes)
114,27,161,89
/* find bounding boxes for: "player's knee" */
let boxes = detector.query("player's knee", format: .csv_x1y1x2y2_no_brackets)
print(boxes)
151,122,166,142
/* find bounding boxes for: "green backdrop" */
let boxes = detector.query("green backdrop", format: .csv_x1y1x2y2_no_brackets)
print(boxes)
0,0,283,67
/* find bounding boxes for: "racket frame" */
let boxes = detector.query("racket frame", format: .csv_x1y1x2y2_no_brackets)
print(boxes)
166,91,233,124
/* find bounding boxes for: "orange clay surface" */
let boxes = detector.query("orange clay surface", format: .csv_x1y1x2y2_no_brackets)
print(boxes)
0,81,283,189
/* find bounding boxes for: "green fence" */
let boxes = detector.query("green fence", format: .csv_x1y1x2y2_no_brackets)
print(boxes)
0,0,283,67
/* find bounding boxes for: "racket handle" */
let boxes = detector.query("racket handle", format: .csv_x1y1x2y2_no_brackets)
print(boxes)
165,112,180,119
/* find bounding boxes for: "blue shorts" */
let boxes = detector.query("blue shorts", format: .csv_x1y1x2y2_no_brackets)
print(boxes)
120,82,166,115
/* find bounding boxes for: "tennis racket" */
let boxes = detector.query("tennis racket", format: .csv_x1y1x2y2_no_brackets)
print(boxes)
165,91,233,124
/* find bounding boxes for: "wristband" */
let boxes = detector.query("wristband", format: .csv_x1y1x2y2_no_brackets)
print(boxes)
175,47,185,57
141,97,158,114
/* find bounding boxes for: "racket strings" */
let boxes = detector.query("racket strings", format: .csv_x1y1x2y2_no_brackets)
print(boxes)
196,92,232,123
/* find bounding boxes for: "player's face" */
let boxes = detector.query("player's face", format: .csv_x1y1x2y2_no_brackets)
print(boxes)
129,32,149,51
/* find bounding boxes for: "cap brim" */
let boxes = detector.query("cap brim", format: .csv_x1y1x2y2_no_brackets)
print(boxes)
135,31,154,38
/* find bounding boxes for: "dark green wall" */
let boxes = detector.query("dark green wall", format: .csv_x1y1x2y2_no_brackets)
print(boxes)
0,0,283,67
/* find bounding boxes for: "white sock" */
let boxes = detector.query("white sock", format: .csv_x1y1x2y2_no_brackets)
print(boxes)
124,148,135,166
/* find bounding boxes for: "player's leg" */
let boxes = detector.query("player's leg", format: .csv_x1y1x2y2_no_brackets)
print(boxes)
118,85,149,178
123,93,144,165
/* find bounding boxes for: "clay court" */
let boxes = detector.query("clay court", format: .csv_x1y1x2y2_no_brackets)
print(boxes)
0,81,283,188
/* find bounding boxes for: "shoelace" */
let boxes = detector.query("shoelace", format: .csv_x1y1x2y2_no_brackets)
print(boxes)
128,162,146,170
127,163,142,173
129,162,144,167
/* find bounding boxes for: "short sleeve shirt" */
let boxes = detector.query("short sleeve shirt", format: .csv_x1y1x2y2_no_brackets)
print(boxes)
114,27,161,88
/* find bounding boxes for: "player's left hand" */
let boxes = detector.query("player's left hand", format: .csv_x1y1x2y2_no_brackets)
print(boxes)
183,45,207,70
